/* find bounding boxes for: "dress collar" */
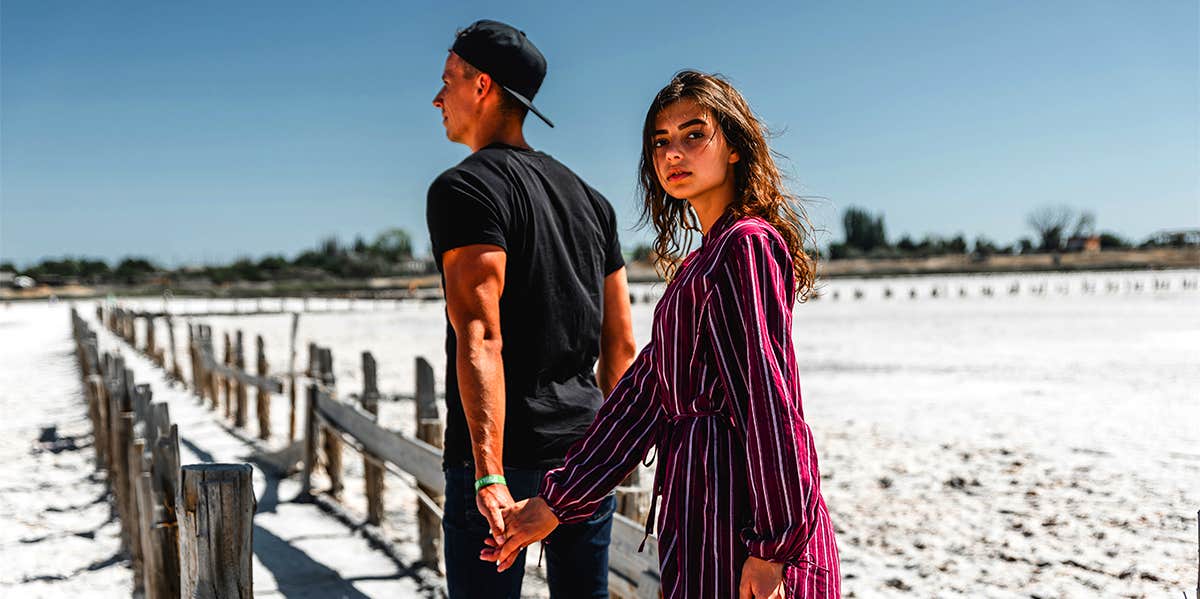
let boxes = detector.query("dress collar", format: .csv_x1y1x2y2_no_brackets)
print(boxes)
701,207,739,248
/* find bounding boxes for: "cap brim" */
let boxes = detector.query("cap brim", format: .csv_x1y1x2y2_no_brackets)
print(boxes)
502,85,554,128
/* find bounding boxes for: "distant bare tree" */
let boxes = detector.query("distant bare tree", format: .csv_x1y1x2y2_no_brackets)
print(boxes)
1027,205,1074,251
1072,210,1096,238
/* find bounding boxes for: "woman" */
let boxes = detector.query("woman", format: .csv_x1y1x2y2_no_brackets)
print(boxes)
482,70,841,598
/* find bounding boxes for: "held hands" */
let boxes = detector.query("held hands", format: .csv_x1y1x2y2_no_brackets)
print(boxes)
478,496,560,572
739,555,786,599
476,483,516,547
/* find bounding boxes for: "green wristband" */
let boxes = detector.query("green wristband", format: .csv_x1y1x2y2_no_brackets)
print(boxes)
474,474,507,493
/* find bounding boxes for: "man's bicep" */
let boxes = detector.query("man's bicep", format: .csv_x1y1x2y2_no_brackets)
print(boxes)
442,244,507,335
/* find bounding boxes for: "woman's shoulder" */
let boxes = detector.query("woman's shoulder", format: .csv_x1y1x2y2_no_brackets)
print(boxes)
712,215,788,258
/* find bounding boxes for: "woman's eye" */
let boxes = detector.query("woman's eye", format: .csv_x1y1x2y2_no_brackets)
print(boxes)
652,138,668,148
686,130,705,140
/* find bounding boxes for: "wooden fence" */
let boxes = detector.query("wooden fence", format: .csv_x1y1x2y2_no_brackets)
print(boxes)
102,302,663,598
72,308,255,598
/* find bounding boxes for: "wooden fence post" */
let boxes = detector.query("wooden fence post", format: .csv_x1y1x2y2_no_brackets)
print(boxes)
361,352,384,526
287,312,300,442
319,348,343,498
205,327,219,410
179,464,255,598
415,357,444,571
223,332,233,418
88,374,109,472
187,324,199,396
235,331,247,429
107,360,135,554
146,316,157,364
156,423,182,599
166,315,182,382
256,335,270,440
301,383,318,497
120,386,146,596
144,408,181,599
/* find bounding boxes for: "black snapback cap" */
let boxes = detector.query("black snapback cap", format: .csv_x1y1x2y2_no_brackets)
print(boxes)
451,19,554,128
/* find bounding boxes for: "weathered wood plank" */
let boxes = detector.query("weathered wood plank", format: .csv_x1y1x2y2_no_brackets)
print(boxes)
198,352,284,393
313,390,445,495
179,464,255,598
234,331,247,428
414,357,443,571
360,352,384,526
222,333,233,419
609,512,661,599
300,384,319,496
287,313,300,442
255,335,270,440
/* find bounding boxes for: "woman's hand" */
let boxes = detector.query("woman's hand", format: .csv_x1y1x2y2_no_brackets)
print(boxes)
479,496,560,572
739,555,786,599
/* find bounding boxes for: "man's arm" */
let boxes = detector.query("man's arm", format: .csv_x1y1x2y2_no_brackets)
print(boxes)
442,243,511,542
596,266,637,397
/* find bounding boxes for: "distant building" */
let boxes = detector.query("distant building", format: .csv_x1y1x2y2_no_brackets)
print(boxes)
0,271,12,287
1146,229,1200,248
1065,235,1101,252
396,258,435,275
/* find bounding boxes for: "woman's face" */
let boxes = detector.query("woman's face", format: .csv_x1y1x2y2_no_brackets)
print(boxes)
651,98,739,203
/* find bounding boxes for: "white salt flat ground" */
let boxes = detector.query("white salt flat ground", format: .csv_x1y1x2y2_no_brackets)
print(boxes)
0,303,435,598
4,267,1198,598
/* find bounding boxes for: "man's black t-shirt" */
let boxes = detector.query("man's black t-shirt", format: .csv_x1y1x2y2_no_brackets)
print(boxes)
426,143,625,469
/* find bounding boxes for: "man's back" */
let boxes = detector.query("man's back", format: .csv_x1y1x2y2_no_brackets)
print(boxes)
427,142,625,468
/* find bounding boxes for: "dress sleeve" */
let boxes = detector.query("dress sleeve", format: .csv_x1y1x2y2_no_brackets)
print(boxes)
705,232,820,566
540,341,663,523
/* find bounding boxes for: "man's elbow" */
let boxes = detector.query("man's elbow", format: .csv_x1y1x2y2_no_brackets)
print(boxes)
456,319,503,357
604,335,637,365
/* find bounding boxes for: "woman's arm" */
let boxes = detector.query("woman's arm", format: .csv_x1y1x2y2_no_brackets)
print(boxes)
707,231,821,567
542,339,663,520
484,341,664,570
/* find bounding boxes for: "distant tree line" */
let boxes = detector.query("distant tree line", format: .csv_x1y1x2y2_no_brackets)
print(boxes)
4,228,421,286
825,204,1171,260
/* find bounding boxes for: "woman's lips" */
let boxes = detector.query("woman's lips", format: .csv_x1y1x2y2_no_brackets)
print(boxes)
666,171,691,183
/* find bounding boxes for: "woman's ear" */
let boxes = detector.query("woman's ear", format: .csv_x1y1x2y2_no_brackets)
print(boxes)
729,149,740,164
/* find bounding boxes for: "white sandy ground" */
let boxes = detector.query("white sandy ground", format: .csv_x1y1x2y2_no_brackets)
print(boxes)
6,267,1199,598
0,301,129,597
1,303,437,598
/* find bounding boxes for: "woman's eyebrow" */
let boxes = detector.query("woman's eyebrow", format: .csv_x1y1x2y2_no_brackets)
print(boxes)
653,118,707,136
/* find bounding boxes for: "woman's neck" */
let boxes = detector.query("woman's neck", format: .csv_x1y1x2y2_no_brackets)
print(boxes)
688,182,735,234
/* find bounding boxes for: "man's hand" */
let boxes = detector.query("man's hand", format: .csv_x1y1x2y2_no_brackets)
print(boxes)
476,483,515,546
739,555,786,599
479,496,560,572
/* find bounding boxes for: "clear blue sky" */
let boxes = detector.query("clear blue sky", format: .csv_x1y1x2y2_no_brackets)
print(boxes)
2,1,1196,267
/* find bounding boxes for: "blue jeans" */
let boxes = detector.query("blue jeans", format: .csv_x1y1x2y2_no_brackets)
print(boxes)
442,465,614,599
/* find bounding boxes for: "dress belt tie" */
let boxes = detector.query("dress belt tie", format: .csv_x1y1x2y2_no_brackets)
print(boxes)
638,409,734,552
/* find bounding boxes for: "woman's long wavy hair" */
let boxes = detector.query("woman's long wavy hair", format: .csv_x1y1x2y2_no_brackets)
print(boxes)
637,70,817,301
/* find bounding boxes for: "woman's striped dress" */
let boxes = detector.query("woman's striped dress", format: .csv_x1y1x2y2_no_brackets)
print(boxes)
540,212,841,598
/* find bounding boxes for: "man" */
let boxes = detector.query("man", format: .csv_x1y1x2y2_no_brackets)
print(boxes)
426,19,637,599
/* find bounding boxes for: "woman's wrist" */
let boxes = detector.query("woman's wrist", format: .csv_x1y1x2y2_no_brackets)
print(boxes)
533,495,563,525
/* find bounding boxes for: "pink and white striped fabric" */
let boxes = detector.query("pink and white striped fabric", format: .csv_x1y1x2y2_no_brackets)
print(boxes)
541,212,840,598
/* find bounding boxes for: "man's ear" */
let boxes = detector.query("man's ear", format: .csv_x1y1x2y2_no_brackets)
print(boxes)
475,72,492,98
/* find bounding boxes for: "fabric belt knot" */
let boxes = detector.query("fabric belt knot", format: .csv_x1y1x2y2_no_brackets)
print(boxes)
638,408,733,552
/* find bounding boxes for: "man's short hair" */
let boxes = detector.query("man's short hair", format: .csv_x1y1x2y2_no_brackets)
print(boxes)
457,57,530,123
